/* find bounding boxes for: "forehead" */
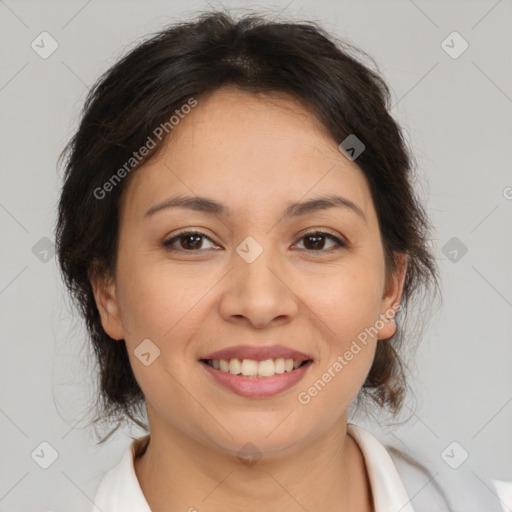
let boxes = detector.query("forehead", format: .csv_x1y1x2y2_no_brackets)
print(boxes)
120,87,374,223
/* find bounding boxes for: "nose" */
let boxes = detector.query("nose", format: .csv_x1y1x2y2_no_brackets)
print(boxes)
218,248,299,329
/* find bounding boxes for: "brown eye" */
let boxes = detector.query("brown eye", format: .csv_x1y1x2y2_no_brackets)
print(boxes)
295,231,346,251
162,231,217,251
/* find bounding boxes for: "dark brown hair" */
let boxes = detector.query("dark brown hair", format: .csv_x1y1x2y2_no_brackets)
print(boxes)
56,10,439,442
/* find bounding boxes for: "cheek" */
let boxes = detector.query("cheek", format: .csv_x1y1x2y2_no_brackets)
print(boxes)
295,259,382,399
113,259,207,414
295,272,379,423
301,262,384,345
115,255,211,341
113,257,218,397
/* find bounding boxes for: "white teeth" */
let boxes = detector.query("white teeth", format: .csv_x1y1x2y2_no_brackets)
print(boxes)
258,359,275,377
208,357,308,377
274,358,285,374
229,358,242,375
241,359,258,376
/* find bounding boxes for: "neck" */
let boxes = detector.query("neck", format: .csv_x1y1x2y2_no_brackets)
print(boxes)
134,415,373,512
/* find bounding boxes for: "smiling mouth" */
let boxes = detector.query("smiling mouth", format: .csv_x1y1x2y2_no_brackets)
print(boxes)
200,358,313,378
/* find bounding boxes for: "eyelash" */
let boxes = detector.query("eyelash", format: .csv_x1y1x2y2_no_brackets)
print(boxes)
162,229,346,253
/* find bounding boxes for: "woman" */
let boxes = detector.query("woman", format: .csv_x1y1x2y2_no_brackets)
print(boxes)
55,10,508,512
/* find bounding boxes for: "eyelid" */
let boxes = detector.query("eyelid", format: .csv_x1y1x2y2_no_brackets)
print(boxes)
299,228,347,244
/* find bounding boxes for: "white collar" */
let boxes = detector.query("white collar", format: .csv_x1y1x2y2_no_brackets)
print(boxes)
92,434,151,512
91,423,414,511
347,423,414,512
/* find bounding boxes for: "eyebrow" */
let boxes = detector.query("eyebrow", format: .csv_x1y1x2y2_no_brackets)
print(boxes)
144,194,366,221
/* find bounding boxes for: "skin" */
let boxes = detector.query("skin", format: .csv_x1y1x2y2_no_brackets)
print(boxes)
91,86,407,512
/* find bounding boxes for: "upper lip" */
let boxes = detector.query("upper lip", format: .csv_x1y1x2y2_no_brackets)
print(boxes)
201,344,313,362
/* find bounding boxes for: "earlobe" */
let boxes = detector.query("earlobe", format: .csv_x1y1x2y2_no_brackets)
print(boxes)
89,271,124,341
377,253,408,340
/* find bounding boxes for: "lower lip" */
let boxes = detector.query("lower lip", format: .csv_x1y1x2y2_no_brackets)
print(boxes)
200,360,313,398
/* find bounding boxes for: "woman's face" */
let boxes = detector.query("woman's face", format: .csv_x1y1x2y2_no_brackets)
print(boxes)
92,87,406,457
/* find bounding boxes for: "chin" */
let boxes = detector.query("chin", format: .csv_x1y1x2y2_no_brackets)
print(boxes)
197,411,316,459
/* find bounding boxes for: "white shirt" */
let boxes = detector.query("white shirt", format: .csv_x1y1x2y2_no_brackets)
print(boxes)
90,423,511,512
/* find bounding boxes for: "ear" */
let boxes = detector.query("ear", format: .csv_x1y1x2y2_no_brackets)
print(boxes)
377,252,408,340
89,267,124,341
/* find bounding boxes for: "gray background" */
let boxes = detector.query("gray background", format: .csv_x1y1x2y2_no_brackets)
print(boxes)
1,0,511,510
